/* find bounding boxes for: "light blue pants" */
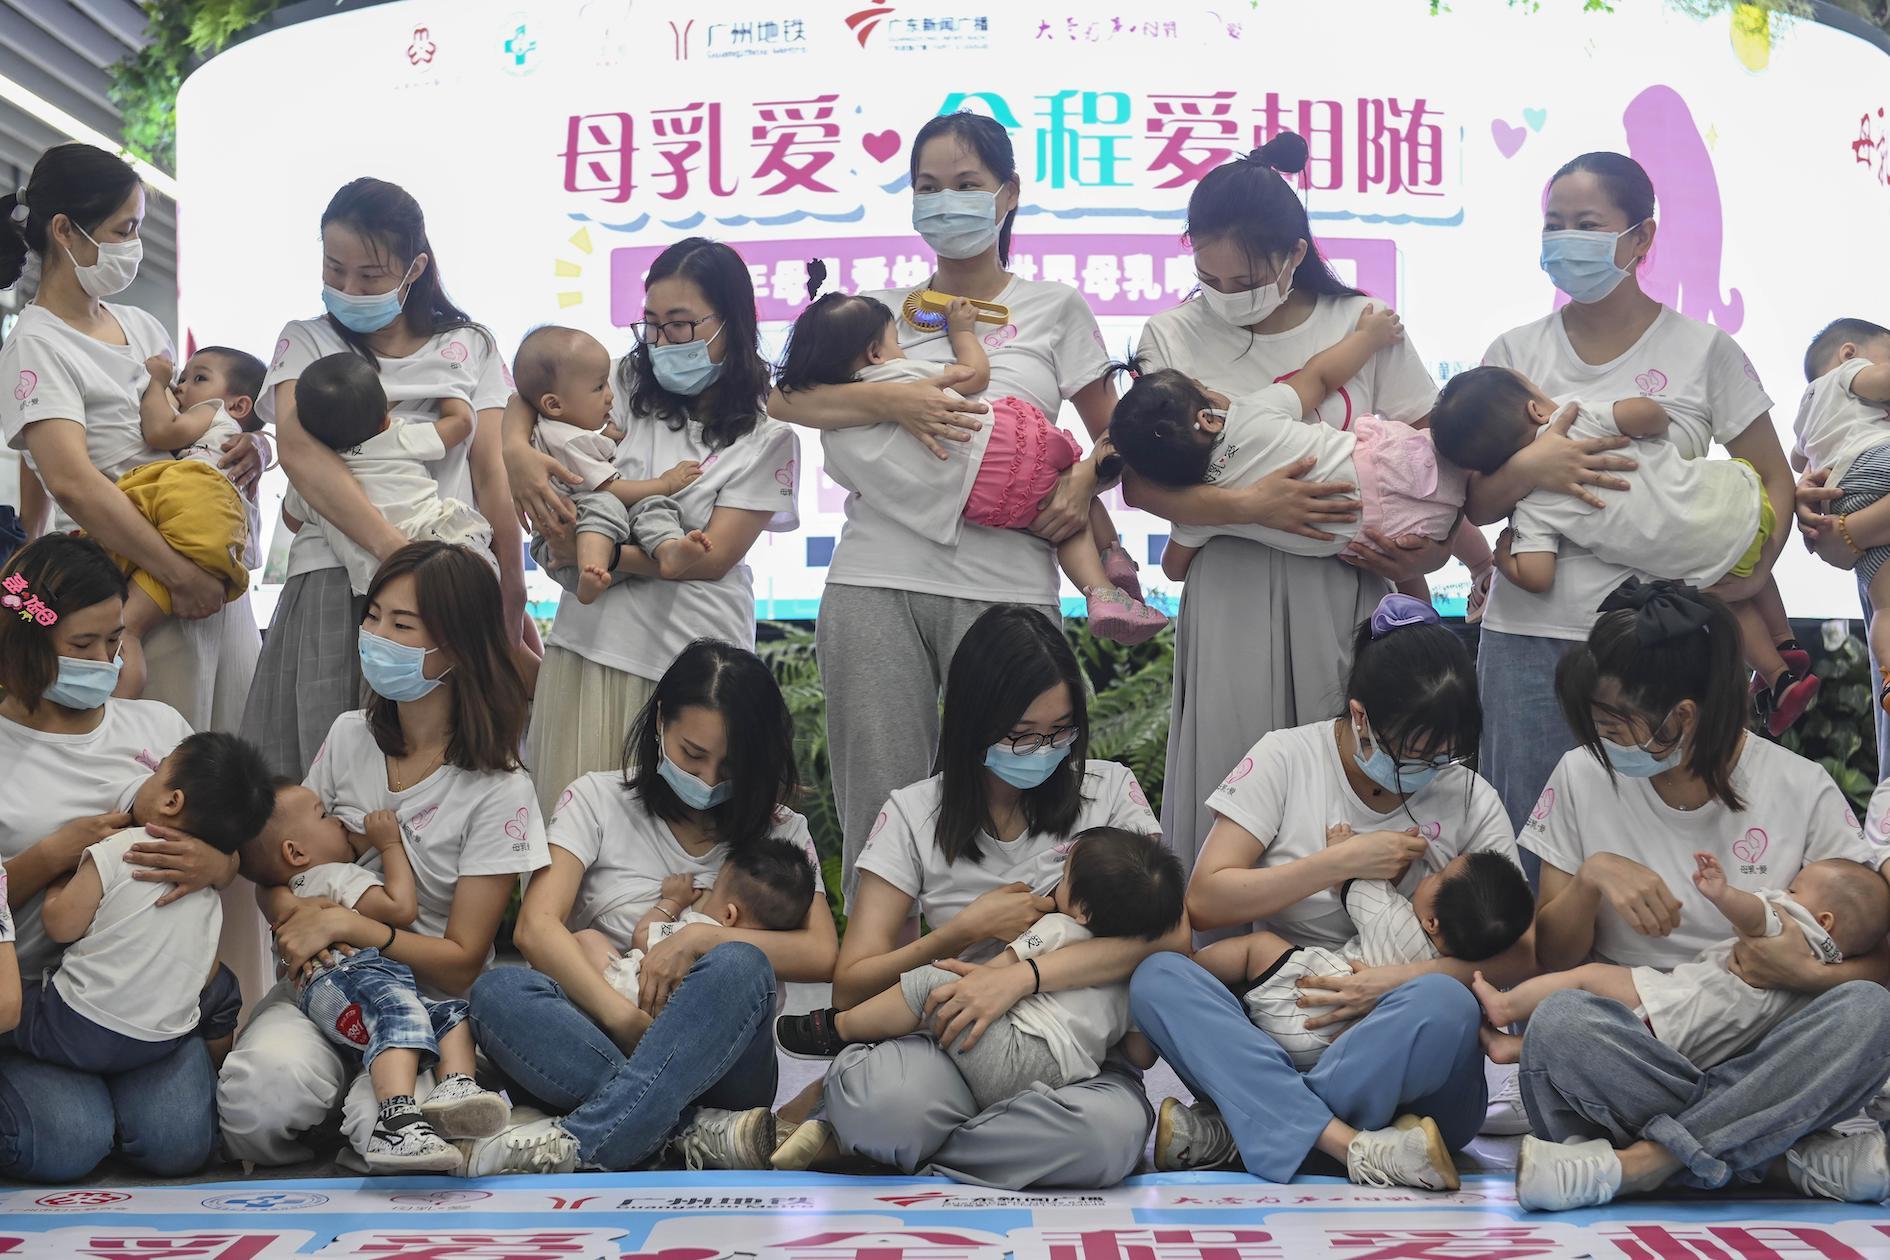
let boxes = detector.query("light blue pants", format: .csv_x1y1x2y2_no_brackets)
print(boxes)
1129,954,1486,1182
1519,982,1890,1189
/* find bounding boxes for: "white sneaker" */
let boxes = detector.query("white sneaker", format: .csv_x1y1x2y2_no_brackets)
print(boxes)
1515,1135,1623,1211
772,1117,840,1171
674,1106,775,1170
365,1115,464,1175
1153,1097,1240,1171
1482,1067,1531,1137
1347,1115,1459,1192
420,1074,511,1140
460,1116,580,1177
1785,1128,1890,1203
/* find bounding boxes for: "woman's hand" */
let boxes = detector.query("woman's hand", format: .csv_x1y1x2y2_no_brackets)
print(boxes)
1296,959,1408,1029
504,440,583,536
1232,455,1361,541
1728,917,1815,991
890,367,988,460
952,882,1056,948
167,563,226,621
294,941,358,987
1578,853,1682,938
1794,468,1856,570
126,826,240,907
1336,828,1428,882
274,904,358,975
46,811,133,870
637,921,713,1016
218,431,266,495
1028,458,1098,544
1340,528,1450,582
1513,404,1636,508
921,957,1035,1051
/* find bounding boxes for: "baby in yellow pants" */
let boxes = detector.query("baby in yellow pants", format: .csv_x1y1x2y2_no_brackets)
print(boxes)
111,347,266,697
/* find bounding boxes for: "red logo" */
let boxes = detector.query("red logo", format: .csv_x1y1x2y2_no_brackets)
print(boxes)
875,1190,954,1207
406,25,438,66
334,1002,369,1046
36,1191,130,1207
669,19,695,59
845,4,896,46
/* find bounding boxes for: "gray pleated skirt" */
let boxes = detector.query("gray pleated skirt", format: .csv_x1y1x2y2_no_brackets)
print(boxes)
239,567,367,780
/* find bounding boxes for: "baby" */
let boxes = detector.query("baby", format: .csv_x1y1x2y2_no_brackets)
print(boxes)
1432,366,1812,736
777,280,1166,645
282,353,492,596
15,733,274,1076
775,827,1184,1108
1476,855,1890,1070
1193,842,1535,1069
1791,319,1890,711
104,346,267,698
513,325,712,604
1109,308,1493,613
571,836,817,1028
240,781,510,1174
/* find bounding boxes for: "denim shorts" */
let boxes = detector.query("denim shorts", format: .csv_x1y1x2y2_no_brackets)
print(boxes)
296,948,467,1068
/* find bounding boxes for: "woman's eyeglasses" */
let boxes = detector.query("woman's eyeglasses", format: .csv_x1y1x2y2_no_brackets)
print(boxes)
629,315,718,346
1001,724,1080,754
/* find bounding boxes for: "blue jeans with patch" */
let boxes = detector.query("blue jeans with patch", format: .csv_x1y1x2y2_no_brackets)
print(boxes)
297,948,466,1069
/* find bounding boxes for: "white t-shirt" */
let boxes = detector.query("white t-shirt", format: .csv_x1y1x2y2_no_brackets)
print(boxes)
602,909,718,1002
533,419,620,496
1481,307,1773,641
548,772,823,952
1168,383,1359,555
289,860,384,911
0,869,13,945
1001,911,1128,1088
0,699,192,978
1138,294,1438,433
854,760,1161,964
1792,359,1890,486
1508,402,1762,588
547,366,800,681
825,278,1109,606
52,831,222,1041
304,710,547,992
1523,736,1883,968
174,401,243,476
821,359,991,547
261,318,509,579
1206,722,1518,949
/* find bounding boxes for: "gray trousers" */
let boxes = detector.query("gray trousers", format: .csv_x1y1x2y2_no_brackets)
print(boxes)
530,491,684,594
825,1034,1151,1189
1519,982,1890,1189
817,584,1060,903
900,965,1066,1112
1861,574,1889,782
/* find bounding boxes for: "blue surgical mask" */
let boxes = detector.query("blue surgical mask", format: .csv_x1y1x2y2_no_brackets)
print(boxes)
1539,223,1645,304
358,628,447,703
913,190,1000,260
1351,713,1446,796
1598,705,1684,778
657,728,733,810
44,655,122,710
649,324,726,396
322,262,417,334
984,741,1071,790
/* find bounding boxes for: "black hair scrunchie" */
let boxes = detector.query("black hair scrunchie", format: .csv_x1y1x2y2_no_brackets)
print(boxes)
1599,577,1714,646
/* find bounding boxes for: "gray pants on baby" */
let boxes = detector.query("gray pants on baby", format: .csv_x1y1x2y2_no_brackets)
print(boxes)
529,490,686,594
900,964,1064,1112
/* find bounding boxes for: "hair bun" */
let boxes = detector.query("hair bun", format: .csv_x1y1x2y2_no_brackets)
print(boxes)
1598,577,1714,645
1251,131,1310,176
806,258,829,303
1368,592,1440,639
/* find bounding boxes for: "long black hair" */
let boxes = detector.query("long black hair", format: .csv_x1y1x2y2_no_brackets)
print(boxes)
934,606,1087,865
775,293,895,394
911,112,1020,266
623,237,769,450
319,178,488,366
1186,132,1362,301
0,143,142,291
625,638,798,850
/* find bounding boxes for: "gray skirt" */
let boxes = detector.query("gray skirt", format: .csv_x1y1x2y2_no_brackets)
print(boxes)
239,567,366,780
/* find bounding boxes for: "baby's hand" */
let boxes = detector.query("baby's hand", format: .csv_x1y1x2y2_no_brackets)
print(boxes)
1356,304,1404,347
945,297,977,335
1325,821,1357,847
659,873,697,905
602,422,627,443
659,460,703,495
144,355,174,386
364,810,403,852
1692,852,1728,899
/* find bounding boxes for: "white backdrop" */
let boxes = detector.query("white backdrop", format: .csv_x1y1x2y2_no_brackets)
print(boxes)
174,0,1890,624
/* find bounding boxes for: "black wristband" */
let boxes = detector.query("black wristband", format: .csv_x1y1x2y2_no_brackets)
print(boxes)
1026,957,1041,994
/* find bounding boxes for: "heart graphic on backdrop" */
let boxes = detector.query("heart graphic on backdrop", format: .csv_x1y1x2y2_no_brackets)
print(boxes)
1732,827,1770,865
1491,119,1526,159
862,130,902,163
1634,368,1669,395
1523,107,1548,132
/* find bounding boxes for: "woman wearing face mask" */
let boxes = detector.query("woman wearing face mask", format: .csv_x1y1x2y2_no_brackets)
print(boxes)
240,178,525,781
501,239,796,817
217,542,546,1169
467,638,836,1174
814,606,1180,1189
1511,578,1890,1211
0,536,247,1181
766,112,1117,901
1133,595,1530,1185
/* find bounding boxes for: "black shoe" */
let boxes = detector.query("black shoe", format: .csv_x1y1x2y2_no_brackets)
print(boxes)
776,1007,846,1059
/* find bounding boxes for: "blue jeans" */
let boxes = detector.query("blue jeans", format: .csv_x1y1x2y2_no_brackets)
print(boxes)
1130,954,1485,1182
1519,982,1890,1189
0,1037,217,1182
298,948,467,1069
470,943,777,1169
1477,629,1580,884
11,964,240,1076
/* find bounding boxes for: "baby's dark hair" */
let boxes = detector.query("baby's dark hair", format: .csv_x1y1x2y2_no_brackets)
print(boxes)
775,293,895,395
235,776,308,886
513,325,584,416
1066,826,1184,941
1803,858,1890,957
723,836,818,931
195,347,267,429
1430,852,1534,961
161,732,277,856
1803,319,1890,382
1430,367,1538,476
1107,361,1221,487
295,352,388,452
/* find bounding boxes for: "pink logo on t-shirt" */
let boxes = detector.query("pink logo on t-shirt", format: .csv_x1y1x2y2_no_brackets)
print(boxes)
501,362,515,389
503,807,530,846
272,338,290,369
983,324,1019,351
407,803,440,833
1220,757,1254,788
774,458,797,489
1128,779,1149,809
1530,787,1555,824
1420,821,1442,843
12,370,36,401
699,453,720,472
1732,827,1769,865
1634,369,1669,396
1845,806,1860,830
135,748,161,772
1743,358,1762,386
555,788,574,815
869,810,888,839
441,340,470,364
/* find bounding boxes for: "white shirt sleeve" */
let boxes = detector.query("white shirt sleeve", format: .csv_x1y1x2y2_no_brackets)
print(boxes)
388,418,449,462
1047,285,1112,401
1519,753,1583,876
0,869,14,945
455,772,551,878
1205,734,1292,852
1457,777,1523,863
2,333,88,449
1098,764,1161,836
302,714,352,810
546,774,608,870
467,331,512,413
1342,879,1438,966
709,421,801,529
1801,767,1880,869
1505,496,1561,558
289,862,385,910
770,807,828,894
1703,331,1777,447
259,321,329,429
853,790,927,901
1008,912,1094,960
1365,329,1441,426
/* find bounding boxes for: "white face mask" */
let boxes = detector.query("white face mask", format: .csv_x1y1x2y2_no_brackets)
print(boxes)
1195,255,1296,328
65,222,142,299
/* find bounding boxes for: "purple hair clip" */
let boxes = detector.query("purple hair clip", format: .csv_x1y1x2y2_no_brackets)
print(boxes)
1369,593,1439,639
